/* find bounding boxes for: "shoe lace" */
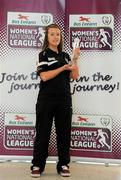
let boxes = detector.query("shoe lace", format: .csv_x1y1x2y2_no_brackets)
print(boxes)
61,165,69,170
33,166,40,171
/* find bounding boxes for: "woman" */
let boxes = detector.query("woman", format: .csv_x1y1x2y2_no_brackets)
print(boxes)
31,23,80,178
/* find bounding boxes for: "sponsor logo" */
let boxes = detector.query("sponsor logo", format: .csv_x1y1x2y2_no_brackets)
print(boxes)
102,16,112,25
18,14,29,21
100,117,111,126
71,114,112,152
79,16,91,22
4,113,36,150
7,12,53,48
15,115,26,121
69,14,114,50
41,15,51,25
77,116,88,122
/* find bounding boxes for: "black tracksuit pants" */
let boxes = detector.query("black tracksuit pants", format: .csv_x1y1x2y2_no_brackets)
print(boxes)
32,94,72,171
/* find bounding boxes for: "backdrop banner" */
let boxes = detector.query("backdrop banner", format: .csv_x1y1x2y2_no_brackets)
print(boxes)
0,0,65,159
65,0,121,162
0,0,121,163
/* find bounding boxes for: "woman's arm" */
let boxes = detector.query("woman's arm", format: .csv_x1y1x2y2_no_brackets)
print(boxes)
39,64,73,81
39,48,80,81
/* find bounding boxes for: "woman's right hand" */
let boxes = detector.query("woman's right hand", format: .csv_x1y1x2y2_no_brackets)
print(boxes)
62,64,71,71
62,64,77,71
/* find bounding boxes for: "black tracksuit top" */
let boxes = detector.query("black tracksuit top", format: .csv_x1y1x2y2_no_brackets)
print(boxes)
37,48,71,97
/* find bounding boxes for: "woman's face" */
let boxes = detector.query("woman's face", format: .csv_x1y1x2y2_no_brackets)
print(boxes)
48,27,61,48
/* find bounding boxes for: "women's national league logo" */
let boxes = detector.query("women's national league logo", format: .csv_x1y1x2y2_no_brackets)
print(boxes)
69,14,114,50
4,113,36,150
71,114,112,152
7,12,53,49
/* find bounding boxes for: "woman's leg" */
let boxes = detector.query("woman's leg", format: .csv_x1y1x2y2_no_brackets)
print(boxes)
54,97,72,170
32,99,54,170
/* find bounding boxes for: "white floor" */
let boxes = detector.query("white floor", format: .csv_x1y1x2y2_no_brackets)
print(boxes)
0,161,121,180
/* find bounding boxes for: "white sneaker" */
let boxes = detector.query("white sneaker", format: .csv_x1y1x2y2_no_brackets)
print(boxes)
59,165,71,177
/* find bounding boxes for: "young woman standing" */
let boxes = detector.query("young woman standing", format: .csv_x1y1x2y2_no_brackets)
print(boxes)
31,23,80,178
